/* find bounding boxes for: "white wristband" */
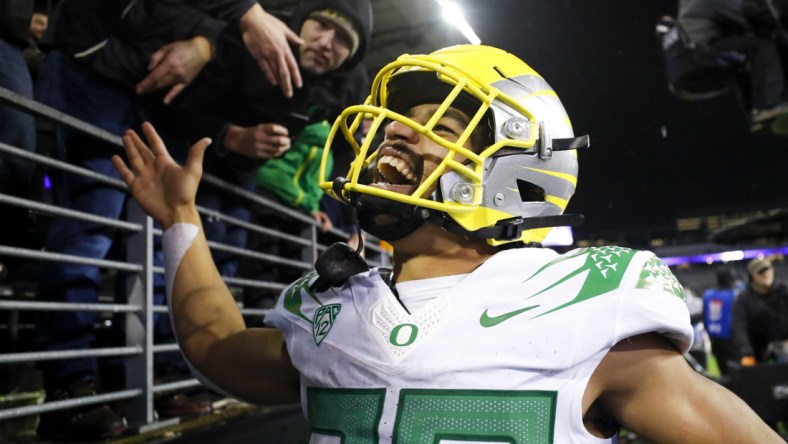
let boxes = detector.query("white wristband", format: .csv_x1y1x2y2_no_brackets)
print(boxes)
162,222,200,299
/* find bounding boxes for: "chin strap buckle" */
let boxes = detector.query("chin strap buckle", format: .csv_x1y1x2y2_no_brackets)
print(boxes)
494,216,525,240
537,122,552,160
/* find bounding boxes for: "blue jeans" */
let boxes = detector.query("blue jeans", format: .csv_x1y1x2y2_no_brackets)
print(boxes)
33,52,175,390
0,38,36,195
197,180,253,278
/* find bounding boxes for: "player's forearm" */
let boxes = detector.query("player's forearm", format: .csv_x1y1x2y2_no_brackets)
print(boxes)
164,222,246,368
162,223,300,403
159,204,201,231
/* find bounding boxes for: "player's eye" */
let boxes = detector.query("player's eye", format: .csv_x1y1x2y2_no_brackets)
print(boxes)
434,123,460,137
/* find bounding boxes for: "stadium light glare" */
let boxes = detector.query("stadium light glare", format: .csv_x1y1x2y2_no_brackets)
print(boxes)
660,246,788,267
436,0,481,45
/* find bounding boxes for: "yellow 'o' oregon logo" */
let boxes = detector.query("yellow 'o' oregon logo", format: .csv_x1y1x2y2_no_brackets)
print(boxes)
389,323,418,346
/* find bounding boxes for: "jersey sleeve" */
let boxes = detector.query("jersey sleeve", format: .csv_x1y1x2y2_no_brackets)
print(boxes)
264,272,320,336
613,251,694,353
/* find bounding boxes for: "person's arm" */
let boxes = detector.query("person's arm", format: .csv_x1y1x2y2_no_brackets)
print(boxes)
223,123,292,159
136,35,215,104
185,1,303,97
311,211,333,233
237,3,303,98
590,333,781,443
135,3,225,103
112,123,299,404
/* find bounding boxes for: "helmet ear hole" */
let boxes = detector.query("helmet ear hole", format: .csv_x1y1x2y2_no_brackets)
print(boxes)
516,179,546,202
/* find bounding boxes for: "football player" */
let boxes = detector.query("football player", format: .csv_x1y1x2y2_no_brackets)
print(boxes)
114,45,782,442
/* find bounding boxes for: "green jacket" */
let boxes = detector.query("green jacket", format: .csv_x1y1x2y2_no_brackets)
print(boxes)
256,121,334,214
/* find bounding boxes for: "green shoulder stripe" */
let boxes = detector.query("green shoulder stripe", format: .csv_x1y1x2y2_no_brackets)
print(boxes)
283,271,321,322
524,246,637,317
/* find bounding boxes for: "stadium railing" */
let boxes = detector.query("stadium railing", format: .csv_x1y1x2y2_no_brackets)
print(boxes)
0,85,391,433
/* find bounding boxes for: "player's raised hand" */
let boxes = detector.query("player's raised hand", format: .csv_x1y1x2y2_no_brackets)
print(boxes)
112,122,210,228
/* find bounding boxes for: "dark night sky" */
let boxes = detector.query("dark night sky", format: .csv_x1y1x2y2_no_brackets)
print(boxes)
460,0,788,240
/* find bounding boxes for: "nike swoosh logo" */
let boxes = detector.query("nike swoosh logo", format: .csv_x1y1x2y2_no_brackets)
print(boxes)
479,305,540,328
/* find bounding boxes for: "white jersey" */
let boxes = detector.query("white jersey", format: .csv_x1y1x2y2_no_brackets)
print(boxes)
265,246,693,443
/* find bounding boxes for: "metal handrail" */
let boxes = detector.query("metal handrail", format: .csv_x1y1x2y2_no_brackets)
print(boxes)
0,389,141,421
0,192,141,231
0,82,391,432
0,346,142,364
0,300,140,313
0,245,143,272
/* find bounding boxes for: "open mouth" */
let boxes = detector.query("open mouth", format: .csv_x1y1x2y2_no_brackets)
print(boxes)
370,151,421,194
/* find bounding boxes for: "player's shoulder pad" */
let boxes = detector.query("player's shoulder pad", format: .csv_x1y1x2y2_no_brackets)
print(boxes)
280,271,322,323
631,250,686,301
543,246,683,300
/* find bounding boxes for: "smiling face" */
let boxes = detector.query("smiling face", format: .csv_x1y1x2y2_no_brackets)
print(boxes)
299,18,352,75
359,104,489,232
370,104,487,197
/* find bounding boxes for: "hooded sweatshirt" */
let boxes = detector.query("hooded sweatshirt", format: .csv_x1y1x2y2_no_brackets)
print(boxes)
0,0,34,46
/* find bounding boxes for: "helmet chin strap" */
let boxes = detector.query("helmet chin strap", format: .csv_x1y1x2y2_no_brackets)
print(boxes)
413,207,585,243
331,176,428,242
356,195,427,241
356,193,584,245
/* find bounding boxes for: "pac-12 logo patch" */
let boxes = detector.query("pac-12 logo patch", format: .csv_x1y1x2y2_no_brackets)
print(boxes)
312,304,341,346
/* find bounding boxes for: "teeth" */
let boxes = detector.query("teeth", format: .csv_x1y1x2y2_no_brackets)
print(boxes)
377,155,417,184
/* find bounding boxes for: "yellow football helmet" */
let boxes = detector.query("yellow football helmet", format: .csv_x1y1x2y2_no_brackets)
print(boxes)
319,44,589,245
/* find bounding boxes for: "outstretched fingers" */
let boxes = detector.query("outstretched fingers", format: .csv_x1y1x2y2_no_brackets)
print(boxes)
185,137,211,175
122,130,149,175
140,121,171,160
112,154,135,187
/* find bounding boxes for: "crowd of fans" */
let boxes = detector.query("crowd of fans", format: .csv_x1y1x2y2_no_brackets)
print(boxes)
0,0,372,440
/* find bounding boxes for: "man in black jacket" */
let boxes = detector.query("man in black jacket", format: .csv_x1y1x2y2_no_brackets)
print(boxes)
732,258,788,366
153,0,372,281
